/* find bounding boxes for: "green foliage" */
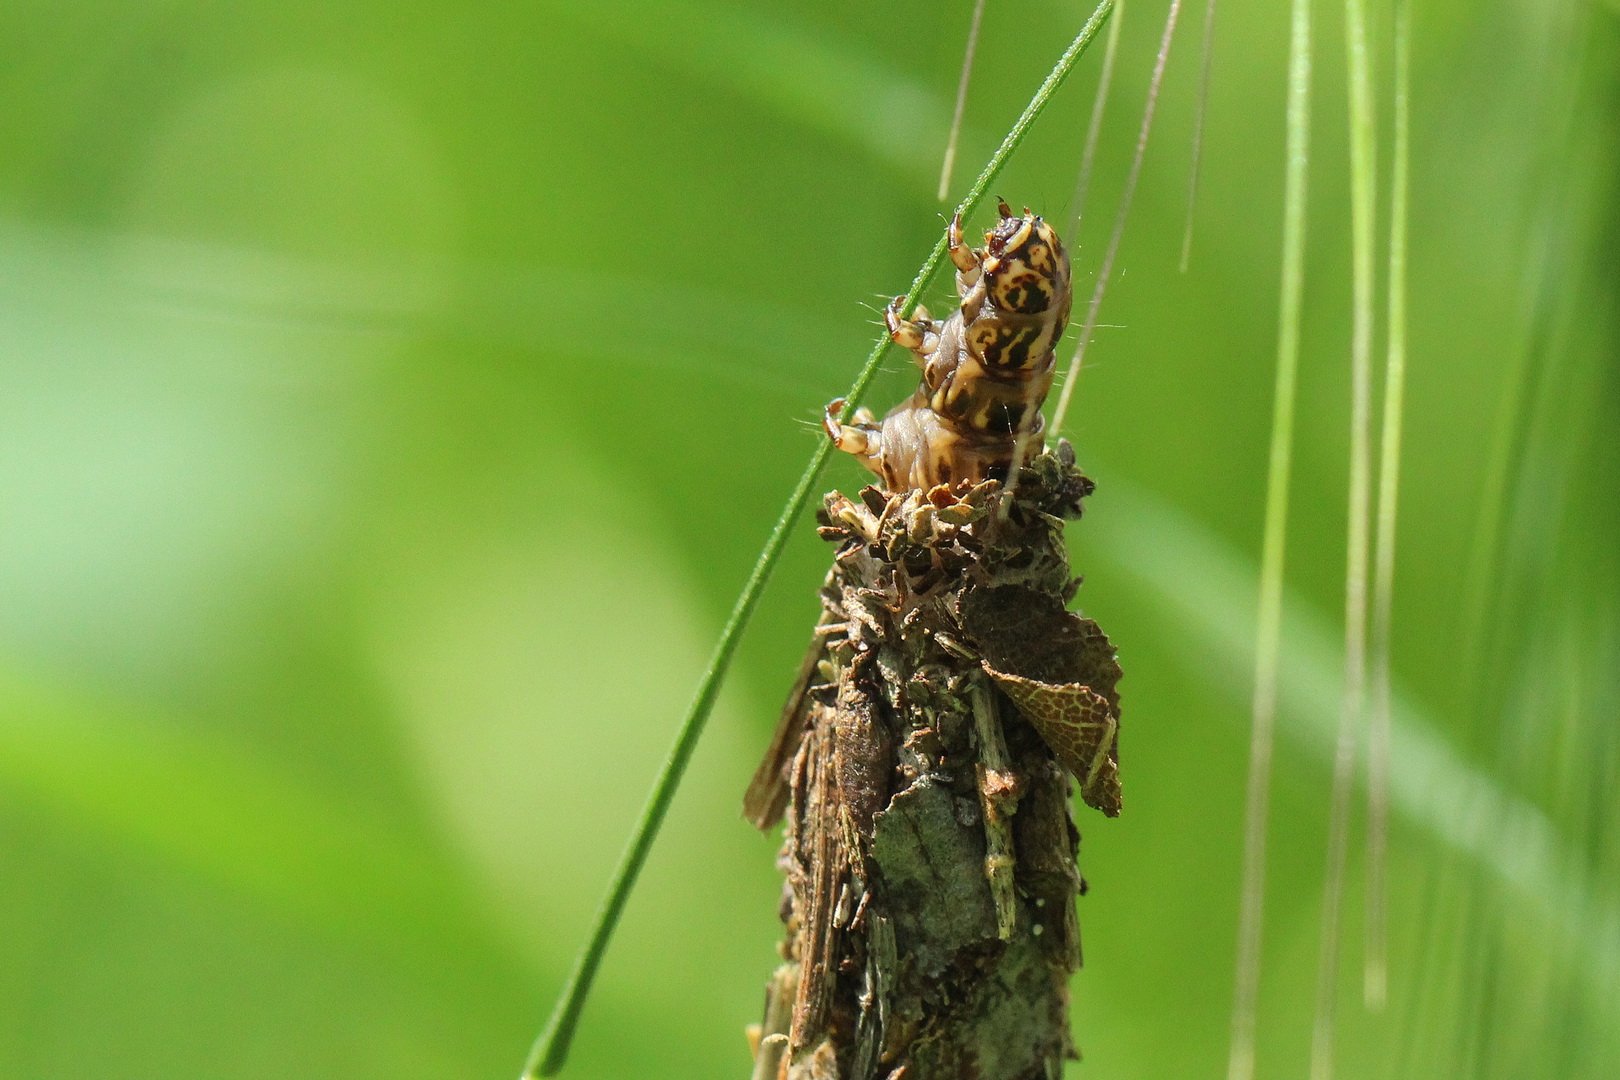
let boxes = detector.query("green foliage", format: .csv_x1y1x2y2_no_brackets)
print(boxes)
0,1,1614,1078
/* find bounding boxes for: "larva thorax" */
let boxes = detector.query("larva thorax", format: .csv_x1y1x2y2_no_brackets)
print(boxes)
826,201,1073,491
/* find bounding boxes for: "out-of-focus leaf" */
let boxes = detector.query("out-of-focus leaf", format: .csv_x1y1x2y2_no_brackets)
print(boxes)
547,0,952,179
0,665,494,954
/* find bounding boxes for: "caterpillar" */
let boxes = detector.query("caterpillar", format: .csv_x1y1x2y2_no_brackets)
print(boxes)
824,200,1073,491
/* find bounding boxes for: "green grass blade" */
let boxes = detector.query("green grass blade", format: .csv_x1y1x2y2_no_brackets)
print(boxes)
1365,0,1410,1013
937,0,989,202
1310,0,1377,1075
1049,0,1185,443
1179,0,1219,272
522,4,1116,1073
1226,0,1312,1077
1069,0,1126,239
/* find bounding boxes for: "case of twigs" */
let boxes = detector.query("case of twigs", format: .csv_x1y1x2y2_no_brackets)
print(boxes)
746,443,1121,1080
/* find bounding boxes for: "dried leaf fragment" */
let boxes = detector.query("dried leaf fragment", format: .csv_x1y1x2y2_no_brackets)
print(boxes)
981,662,1121,816
958,584,1122,816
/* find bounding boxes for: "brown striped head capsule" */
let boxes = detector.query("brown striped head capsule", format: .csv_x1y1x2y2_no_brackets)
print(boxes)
983,209,1068,315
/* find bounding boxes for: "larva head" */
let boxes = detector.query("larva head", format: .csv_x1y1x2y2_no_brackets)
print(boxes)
983,202,1070,315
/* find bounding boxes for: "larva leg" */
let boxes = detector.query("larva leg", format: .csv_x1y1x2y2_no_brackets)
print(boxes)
823,398,884,474
948,212,981,277
884,297,935,358
949,212,986,327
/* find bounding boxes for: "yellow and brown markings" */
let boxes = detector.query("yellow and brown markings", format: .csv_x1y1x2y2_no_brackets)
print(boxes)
965,319,1062,372
824,201,1073,491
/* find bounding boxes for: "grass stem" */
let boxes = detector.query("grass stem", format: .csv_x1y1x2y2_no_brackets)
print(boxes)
1309,0,1376,1074
1365,0,1410,1014
1179,0,1219,272
938,0,989,202
1226,0,1312,1076
1050,0,1185,443
1070,0,1126,239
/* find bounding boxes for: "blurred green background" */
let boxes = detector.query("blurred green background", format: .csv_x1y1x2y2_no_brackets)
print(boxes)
1,1,1616,1077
